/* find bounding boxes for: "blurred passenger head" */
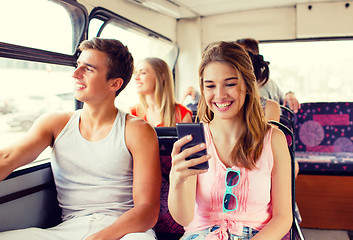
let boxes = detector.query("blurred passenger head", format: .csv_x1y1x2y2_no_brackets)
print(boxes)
236,38,259,55
141,58,175,101
136,57,177,127
247,51,270,87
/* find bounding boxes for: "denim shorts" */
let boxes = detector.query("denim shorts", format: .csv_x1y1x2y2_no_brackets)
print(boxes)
181,225,259,240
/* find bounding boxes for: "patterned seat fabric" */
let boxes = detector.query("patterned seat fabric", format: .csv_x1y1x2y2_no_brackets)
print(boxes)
294,102,353,175
155,136,184,240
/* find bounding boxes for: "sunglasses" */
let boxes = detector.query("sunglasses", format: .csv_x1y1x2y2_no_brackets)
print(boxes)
223,168,241,213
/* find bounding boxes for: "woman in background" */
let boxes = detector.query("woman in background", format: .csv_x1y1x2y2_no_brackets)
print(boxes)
130,57,192,127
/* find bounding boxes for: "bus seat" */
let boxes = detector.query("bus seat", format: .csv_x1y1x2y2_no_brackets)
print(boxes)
294,102,353,175
280,105,295,131
154,127,184,240
294,102,353,231
269,121,304,240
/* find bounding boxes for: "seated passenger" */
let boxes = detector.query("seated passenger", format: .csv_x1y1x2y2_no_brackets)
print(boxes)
130,57,192,127
181,85,200,113
236,38,301,113
168,41,292,240
247,50,280,122
0,38,161,240
248,49,299,178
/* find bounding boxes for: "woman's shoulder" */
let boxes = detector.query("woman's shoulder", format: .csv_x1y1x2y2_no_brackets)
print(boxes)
176,103,192,115
265,98,280,109
270,126,287,148
264,99,280,122
176,103,193,123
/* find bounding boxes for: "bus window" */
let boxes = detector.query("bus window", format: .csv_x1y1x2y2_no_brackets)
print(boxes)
88,18,105,41
0,0,86,164
0,0,85,54
260,40,353,103
89,11,178,111
0,58,74,161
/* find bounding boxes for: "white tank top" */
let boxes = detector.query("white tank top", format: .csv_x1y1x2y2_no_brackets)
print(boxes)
51,109,133,221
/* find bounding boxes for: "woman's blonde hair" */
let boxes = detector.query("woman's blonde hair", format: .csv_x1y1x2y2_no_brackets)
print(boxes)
137,57,177,127
197,41,270,169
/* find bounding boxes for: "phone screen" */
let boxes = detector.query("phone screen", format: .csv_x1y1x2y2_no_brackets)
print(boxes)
176,123,209,170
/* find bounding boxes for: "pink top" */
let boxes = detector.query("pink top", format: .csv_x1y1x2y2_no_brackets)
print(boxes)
185,123,274,239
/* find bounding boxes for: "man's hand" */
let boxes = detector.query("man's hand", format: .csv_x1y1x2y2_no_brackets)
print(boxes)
284,92,300,113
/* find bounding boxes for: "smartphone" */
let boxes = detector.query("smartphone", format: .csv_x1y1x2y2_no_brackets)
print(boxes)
176,123,209,170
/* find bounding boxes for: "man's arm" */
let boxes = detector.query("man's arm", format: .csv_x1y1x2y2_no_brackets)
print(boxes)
267,79,301,113
0,112,68,182
284,92,301,113
180,86,196,104
86,115,161,240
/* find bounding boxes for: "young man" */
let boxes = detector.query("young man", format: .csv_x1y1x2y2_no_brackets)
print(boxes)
0,38,161,240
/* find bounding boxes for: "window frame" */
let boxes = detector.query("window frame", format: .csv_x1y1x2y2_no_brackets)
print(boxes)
88,7,179,69
260,36,353,45
0,0,88,66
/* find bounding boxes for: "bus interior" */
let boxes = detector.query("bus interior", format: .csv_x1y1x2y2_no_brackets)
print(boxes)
0,0,353,239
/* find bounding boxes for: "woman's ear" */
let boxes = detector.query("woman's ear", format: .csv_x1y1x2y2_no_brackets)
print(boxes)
110,78,124,92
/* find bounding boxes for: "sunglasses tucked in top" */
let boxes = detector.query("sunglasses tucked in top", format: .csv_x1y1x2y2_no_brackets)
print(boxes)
223,168,241,213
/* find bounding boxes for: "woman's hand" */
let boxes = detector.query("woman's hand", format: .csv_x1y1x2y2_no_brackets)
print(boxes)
170,135,209,187
168,134,209,226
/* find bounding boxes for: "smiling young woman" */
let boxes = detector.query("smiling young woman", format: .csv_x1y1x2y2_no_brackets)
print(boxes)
168,41,292,240
130,57,192,127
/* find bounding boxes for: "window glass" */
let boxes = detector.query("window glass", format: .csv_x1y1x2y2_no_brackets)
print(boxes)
89,19,178,111
88,18,104,41
0,58,74,161
0,0,84,54
260,40,353,103
0,0,83,163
